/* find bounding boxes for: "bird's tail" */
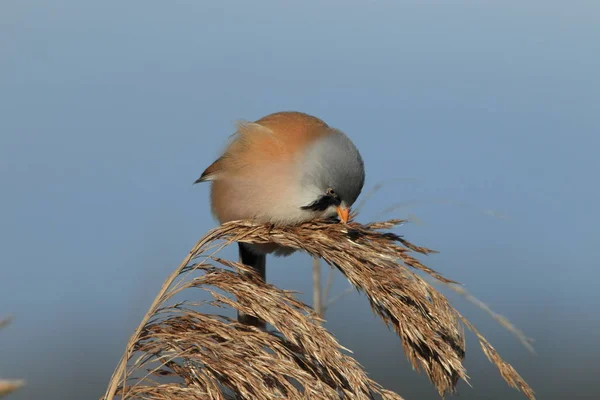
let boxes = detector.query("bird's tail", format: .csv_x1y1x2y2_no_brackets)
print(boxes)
237,243,267,328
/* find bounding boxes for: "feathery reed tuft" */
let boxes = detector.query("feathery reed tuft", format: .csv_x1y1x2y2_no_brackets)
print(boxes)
0,317,24,398
104,217,534,400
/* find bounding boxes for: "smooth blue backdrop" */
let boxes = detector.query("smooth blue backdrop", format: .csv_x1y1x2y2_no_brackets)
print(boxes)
1,1,598,399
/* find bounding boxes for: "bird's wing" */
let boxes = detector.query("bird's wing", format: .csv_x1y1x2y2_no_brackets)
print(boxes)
194,156,224,183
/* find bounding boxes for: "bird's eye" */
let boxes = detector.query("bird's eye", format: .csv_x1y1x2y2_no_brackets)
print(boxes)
326,188,336,196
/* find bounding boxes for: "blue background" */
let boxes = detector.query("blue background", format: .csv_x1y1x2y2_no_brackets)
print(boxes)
1,1,598,399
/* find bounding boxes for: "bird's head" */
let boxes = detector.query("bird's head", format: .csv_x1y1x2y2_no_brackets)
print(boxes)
297,129,365,223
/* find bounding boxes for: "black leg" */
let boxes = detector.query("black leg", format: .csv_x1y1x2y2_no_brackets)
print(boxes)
237,243,267,328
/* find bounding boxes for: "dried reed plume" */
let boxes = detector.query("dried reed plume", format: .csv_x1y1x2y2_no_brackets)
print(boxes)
104,217,534,400
0,317,24,398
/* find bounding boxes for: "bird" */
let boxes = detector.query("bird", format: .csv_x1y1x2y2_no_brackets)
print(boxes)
195,111,365,327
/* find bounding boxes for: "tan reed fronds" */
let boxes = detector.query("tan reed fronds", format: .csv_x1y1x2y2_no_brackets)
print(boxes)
104,217,534,400
0,317,25,398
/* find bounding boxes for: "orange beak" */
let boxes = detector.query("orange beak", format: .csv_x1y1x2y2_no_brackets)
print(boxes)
336,206,350,224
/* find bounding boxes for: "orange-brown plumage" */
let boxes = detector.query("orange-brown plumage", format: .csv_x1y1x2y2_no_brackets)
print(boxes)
201,112,332,181
200,112,339,225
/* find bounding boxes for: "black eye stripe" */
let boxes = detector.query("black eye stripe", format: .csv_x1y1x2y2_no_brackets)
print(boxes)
301,194,341,211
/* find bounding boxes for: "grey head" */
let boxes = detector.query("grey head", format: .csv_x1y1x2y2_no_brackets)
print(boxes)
298,129,365,221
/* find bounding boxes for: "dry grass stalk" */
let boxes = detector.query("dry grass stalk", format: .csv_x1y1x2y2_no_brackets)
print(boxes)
104,217,534,400
0,381,24,398
0,317,25,398
312,257,323,318
422,276,535,354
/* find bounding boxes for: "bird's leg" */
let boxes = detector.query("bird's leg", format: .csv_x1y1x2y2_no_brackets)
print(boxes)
237,243,267,329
